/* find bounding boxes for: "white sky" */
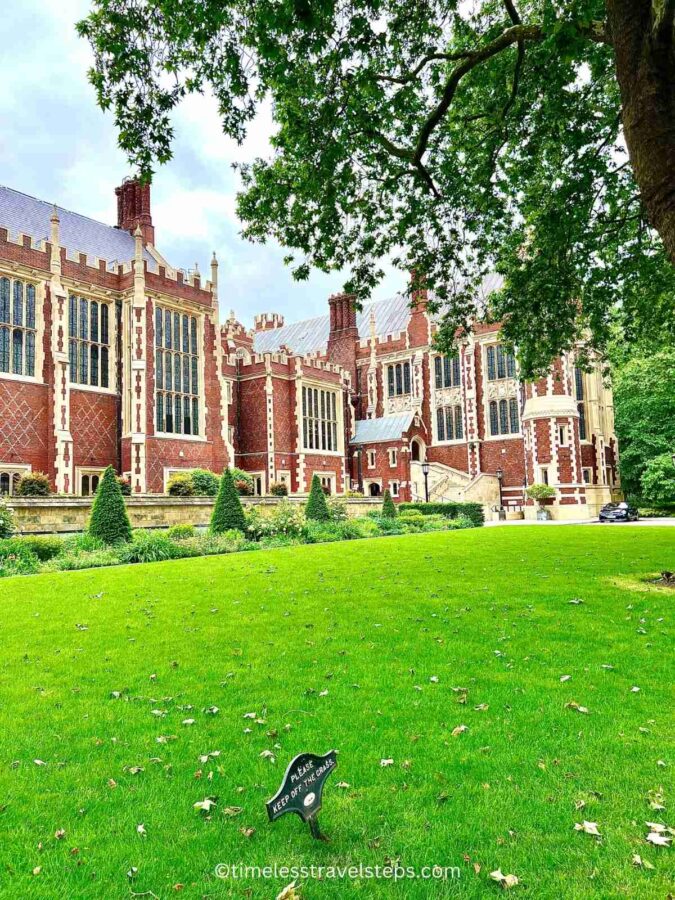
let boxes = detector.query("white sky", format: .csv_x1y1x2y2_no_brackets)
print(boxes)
0,0,402,325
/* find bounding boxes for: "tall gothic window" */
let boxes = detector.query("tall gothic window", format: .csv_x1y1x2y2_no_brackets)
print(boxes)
387,361,411,397
489,398,520,436
302,386,338,451
575,367,587,441
0,277,36,377
69,294,110,388
155,306,200,435
486,344,516,381
436,405,464,441
434,354,461,389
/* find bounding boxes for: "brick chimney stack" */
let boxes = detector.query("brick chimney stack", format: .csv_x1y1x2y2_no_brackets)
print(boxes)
326,292,358,381
115,177,155,246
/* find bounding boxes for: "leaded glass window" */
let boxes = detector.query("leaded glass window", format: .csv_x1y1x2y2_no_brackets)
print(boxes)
486,344,516,381
387,361,411,397
434,353,461,388
155,306,200,435
302,386,338,451
69,295,111,387
436,404,463,441
0,277,37,377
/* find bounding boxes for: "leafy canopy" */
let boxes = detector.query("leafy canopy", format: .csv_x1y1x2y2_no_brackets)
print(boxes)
640,453,675,506
78,0,675,375
613,349,675,500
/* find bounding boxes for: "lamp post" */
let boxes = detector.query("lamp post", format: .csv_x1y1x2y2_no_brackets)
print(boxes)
496,467,505,519
422,460,430,503
355,445,363,494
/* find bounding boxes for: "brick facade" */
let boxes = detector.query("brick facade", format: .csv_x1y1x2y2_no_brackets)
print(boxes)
0,179,619,515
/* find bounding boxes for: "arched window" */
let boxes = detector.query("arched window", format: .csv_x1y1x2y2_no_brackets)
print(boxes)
411,439,421,461
69,294,111,387
82,475,90,496
369,482,381,497
154,307,200,435
0,277,37,377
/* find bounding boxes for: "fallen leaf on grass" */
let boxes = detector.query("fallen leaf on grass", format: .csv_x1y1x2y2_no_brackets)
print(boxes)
380,759,394,767
574,821,601,836
646,832,671,847
240,826,255,837
54,829,65,840
223,806,243,817
194,798,217,813
565,701,589,714
277,882,300,900
632,854,655,869
560,675,571,683
452,725,468,736
489,868,519,888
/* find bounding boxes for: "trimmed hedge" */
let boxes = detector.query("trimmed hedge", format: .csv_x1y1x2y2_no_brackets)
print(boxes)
398,501,484,527
88,466,133,544
306,474,330,521
381,490,397,519
211,469,246,533
16,471,51,496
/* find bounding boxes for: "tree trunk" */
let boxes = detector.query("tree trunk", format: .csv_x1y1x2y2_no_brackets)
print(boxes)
607,0,675,262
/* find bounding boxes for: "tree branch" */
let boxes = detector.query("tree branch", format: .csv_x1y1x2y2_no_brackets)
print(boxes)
412,23,542,164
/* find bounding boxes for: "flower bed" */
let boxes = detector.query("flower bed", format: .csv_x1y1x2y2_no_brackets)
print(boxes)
0,500,478,578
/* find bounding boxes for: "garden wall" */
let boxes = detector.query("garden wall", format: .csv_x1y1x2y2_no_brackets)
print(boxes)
7,496,385,535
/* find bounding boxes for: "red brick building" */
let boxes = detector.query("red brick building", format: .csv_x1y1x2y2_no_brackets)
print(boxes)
0,179,618,517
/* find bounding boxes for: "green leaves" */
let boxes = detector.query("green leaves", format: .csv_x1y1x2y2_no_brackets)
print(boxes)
79,0,673,374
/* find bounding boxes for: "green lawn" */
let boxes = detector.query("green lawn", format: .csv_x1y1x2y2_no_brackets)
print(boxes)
0,526,673,899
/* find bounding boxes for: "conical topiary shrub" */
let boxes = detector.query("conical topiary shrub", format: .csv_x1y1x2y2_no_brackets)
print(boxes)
88,465,132,544
305,474,330,521
381,489,397,518
210,469,246,533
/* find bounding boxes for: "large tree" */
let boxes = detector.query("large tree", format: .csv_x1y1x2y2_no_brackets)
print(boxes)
78,1,675,374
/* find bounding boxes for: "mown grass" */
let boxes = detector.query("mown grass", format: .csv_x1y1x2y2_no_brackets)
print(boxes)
0,526,673,899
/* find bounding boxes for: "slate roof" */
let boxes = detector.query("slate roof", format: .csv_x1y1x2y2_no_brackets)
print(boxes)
0,185,154,270
253,294,413,355
350,411,416,445
252,274,504,356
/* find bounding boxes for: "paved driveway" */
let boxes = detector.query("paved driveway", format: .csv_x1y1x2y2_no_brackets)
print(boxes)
486,517,675,527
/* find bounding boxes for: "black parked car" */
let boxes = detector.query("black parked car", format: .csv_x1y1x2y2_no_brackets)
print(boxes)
599,503,639,522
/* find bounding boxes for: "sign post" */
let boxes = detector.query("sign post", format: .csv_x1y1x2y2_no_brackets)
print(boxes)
266,750,338,841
